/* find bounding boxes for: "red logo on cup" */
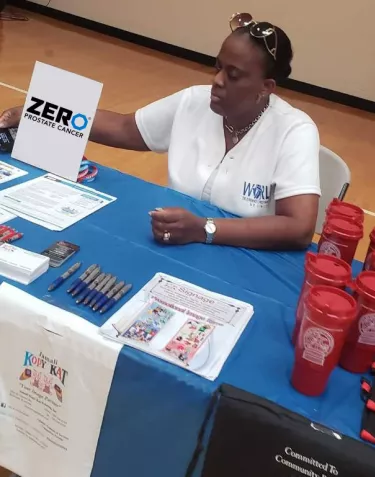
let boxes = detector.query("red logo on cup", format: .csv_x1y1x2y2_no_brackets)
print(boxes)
302,327,334,365
319,241,341,258
358,314,375,346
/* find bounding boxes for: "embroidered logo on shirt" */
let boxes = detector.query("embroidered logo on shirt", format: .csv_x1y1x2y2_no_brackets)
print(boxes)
242,182,271,208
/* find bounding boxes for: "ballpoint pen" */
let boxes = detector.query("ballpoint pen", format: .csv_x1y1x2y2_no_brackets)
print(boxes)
83,274,113,305
99,283,133,314
67,264,98,294
92,279,124,311
90,275,118,309
48,262,82,292
71,266,101,297
76,271,106,303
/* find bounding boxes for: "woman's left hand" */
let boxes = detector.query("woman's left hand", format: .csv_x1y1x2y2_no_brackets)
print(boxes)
150,207,206,245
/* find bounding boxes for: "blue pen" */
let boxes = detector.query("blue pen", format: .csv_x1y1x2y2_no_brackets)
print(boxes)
48,262,82,292
67,264,98,294
92,279,124,311
71,266,101,297
76,272,106,304
90,275,117,308
83,274,113,306
99,284,133,314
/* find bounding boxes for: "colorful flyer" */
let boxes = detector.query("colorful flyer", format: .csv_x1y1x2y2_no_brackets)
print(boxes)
164,319,215,365
117,301,174,343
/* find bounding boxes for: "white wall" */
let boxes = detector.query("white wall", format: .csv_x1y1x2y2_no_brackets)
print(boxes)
29,0,375,101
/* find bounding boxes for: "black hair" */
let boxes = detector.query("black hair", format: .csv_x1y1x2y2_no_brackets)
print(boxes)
234,25,293,82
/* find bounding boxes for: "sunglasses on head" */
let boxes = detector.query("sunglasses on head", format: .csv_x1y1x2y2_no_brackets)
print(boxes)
229,12,278,61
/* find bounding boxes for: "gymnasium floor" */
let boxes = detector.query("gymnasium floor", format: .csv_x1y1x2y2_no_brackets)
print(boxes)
0,8,374,476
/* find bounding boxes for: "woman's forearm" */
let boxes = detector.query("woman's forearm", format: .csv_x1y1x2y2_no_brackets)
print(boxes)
207,215,314,250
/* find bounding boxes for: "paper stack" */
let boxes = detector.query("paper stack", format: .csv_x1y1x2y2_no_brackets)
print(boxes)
0,243,49,284
100,273,254,381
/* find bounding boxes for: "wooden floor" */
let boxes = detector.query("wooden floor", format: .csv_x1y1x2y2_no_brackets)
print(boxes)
1,9,375,262
0,8,374,476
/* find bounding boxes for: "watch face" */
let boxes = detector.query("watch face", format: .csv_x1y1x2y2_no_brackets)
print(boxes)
206,223,216,234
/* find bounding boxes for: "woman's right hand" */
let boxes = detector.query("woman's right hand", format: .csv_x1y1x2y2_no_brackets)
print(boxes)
0,106,23,128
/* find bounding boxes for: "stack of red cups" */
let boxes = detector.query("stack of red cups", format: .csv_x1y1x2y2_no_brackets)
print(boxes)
292,199,375,397
318,199,364,265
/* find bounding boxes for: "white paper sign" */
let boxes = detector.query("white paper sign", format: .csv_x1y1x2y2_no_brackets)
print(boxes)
12,62,103,181
0,283,122,477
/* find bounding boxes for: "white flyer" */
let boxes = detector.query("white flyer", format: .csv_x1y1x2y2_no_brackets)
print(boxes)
0,173,116,231
0,283,122,477
0,160,28,184
100,273,254,381
0,207,16,223
12,61,103,181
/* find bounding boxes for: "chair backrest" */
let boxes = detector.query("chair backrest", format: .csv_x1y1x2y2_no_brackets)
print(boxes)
316,146,351,234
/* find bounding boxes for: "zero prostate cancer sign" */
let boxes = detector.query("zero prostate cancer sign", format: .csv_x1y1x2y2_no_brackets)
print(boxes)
25,96,89,138
11,61,103,181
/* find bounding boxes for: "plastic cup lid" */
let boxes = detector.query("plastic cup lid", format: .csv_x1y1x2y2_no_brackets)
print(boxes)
325,213,362,226
307,285,357,320
325,217,363,239
306,252,351,283
356,271,375,300
327,199,364,221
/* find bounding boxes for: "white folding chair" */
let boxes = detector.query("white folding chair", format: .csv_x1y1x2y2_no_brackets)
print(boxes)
316,146,351,234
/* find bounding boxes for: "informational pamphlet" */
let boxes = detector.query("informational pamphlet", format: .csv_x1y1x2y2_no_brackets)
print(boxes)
0,243,49,284
0,207,16,224
0,173,116,231
100,273,254,380
0,283,122,477
0,160,27,184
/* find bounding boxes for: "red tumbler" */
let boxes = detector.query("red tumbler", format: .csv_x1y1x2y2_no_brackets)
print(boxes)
326,198,364,224
292,285,357,396
293,252,351,345
364,252,375,273
363,228,375,271
318,217,363,265
340,271,375,373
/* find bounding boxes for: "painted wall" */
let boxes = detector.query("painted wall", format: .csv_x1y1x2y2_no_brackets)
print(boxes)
28,0,375,101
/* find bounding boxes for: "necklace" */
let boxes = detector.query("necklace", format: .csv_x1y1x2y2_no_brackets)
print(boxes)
224,100,270,144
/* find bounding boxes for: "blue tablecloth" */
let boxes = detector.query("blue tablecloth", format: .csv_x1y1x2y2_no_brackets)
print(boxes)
0,154,367,476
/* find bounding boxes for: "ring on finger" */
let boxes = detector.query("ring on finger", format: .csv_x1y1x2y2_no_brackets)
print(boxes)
163,231,171,242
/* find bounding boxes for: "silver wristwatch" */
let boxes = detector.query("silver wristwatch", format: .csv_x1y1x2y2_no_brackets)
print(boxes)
204,218,216,244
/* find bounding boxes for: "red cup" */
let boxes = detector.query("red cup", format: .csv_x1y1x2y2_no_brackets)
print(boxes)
293,252,351,345
326,198,364,224
292,285,357,396
340,271,375,373
318,216,363,265
364,252,375,272
363,228,375,271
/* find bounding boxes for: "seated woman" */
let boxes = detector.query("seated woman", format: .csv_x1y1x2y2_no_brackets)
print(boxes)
0,13,320,250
